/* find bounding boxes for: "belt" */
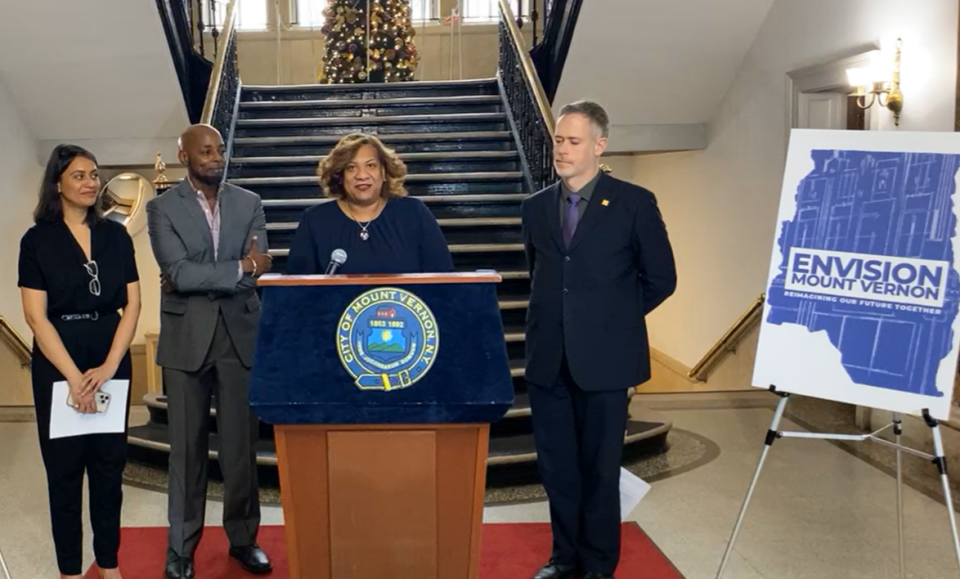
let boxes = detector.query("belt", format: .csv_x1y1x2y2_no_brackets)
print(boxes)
59,311,114,322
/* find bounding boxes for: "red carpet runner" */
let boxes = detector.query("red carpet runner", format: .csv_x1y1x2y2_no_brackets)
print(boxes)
84,523,682,578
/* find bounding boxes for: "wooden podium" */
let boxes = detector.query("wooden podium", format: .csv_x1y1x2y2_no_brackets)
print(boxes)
250,273,514,579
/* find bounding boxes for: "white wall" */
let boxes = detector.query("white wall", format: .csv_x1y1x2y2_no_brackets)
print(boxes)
0,73,42,338
630,0,960,367
0,0,189,167
0,80,166,346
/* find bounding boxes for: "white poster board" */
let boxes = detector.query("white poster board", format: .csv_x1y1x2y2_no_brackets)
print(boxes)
753,129,960,420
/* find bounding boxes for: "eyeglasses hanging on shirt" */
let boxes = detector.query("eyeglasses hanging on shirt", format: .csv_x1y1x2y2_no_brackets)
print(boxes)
84,260,101,296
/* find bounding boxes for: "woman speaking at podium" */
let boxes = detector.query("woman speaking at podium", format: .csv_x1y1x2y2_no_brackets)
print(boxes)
286,133,454,274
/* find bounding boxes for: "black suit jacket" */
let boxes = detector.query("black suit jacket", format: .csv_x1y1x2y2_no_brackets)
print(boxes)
522,172,677,391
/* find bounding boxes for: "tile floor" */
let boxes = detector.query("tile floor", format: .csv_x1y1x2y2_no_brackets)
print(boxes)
1,397,959,579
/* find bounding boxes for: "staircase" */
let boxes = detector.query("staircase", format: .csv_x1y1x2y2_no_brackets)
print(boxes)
128,78,670,484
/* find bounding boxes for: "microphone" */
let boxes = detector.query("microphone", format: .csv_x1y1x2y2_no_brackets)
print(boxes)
325,249,347,275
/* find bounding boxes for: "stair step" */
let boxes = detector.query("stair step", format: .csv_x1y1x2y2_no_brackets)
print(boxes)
128,417,671,476
233,151,519,164
499,300,529,310
236,112,506,127
439,217,521,227
232,132,517,157
449,243,525,253
240,95,502,110
245,78,497,92
233,131,512,146
241,78,500,102
510,359,524,378
231,172,523,187
268,243,525,257
266,217,521,231
261,193,527,208
234,115,508,138
230,150,522,179
504,327,525,342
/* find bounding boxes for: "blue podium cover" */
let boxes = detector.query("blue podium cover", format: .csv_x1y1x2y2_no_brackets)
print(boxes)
249,274,515,425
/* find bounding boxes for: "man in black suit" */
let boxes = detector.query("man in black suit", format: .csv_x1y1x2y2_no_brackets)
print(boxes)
522,101,677,579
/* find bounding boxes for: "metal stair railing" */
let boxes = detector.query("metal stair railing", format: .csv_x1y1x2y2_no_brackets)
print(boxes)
497,0,557,194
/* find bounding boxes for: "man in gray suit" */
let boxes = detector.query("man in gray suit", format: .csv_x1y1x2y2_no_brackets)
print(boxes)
147,124,273,579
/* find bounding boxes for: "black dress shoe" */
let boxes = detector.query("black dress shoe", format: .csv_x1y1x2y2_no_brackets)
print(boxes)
182,558,195,579
583,573,615,579
164,556,195,579
229,543,273,574
532,560,578,579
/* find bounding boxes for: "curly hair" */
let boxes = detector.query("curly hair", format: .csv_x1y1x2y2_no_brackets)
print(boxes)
317,133,407,200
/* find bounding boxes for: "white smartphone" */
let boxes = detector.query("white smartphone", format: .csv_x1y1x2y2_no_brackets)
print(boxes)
94,391,111,413
66,391,111,413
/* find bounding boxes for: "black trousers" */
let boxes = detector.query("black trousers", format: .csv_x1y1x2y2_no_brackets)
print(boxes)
528,355,629,575
165,311,261,559
32,312,130,576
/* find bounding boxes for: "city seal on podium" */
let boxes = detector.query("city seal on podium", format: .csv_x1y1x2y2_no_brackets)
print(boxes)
336,287,440,391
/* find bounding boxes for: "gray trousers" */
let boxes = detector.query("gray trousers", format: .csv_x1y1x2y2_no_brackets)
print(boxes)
165,312,261,558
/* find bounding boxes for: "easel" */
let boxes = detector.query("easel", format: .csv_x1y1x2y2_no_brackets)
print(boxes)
716,386,960,579
0,542,11,579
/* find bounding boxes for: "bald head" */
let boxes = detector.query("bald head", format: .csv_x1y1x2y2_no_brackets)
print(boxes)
179,124,222,151
178,124,225,188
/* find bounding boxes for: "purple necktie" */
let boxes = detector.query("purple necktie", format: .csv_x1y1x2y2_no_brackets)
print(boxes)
563,193,581,247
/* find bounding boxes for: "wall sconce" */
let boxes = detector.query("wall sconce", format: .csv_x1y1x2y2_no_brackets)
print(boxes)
846,38,903,126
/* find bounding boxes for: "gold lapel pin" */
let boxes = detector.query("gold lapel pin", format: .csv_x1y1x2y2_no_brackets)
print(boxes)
601,199,610,206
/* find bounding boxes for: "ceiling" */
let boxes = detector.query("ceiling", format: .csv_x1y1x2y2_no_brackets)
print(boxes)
0,0,190,165
553,0,777,153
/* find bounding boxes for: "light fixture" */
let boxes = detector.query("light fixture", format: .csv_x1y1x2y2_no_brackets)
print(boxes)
846,38,903,126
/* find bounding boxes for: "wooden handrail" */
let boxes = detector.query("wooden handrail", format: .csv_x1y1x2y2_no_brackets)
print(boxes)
0,314,31,367
688,294,765,382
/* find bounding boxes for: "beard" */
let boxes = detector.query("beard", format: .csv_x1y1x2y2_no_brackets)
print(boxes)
194,170,224,187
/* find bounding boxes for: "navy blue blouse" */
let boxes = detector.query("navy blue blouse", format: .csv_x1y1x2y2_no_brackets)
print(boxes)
286,197,455,275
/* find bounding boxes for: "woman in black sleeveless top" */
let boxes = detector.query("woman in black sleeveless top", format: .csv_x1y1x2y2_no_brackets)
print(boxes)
18,145,141,579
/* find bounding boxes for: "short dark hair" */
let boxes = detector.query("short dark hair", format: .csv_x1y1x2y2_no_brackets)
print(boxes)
34,144,102,225
558,100,610,139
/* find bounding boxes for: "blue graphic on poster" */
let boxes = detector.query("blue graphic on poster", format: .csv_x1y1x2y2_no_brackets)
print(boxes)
766,149,960,398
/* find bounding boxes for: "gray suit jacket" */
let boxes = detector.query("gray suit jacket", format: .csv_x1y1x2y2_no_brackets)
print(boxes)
146,180,268,372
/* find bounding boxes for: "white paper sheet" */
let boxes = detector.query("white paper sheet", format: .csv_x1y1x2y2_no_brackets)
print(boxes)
619,467,651,520
50,380,129,440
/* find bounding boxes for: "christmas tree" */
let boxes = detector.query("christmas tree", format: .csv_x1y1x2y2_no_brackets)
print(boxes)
319,0,419,83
